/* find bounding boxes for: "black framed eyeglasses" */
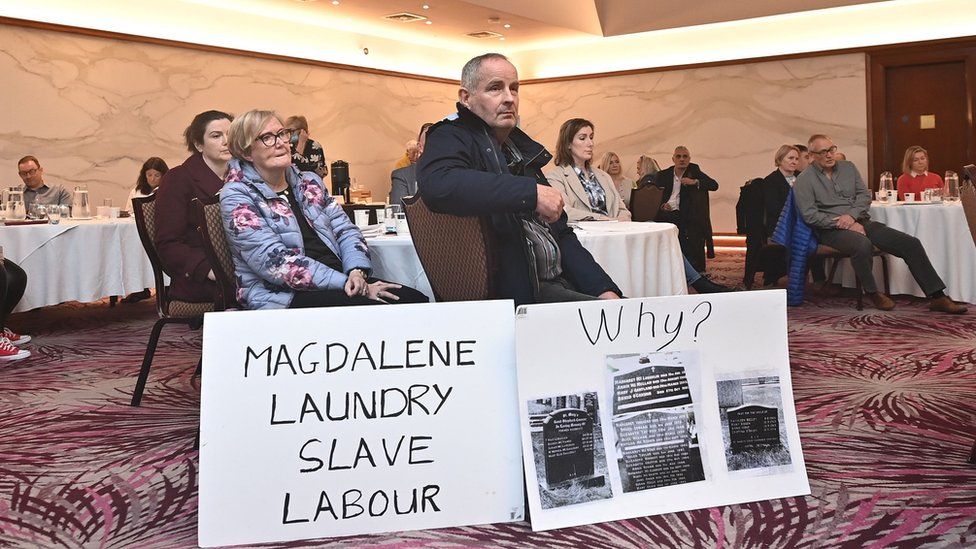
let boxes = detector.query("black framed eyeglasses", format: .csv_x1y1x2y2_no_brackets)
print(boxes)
812,145,838,156
255,129,293,147
18,168,38,178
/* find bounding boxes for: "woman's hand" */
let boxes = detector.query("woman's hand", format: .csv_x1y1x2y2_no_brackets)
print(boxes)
366,281,402,303
344,269,368,297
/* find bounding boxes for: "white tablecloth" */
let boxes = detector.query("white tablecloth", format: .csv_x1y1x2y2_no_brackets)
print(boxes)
366,221,686,301
836,202,976,304
0,218,155,312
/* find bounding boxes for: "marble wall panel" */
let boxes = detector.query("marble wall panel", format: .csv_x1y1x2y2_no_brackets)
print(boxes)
519,54,869,232
1,23,868,234
0,24,459,209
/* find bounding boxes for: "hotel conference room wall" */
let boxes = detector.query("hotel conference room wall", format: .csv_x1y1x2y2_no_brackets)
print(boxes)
0,23,867,231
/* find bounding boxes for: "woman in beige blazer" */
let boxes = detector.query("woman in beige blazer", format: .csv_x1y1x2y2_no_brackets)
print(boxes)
545,118,631,222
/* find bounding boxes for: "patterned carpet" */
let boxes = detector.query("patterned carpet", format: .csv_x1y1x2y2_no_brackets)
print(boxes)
1,250,974,548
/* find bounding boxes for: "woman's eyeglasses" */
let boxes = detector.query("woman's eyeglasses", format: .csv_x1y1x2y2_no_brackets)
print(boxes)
255,129,293,147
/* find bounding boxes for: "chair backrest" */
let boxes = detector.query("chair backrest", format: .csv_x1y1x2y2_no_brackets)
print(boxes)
402,195,497,302
630,184,664,222
131,194,171,318
192,195,238,310
960,180,976,249
736,178,766,238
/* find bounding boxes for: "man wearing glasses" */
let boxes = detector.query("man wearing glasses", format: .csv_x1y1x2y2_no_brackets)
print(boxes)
419,53,621,304
16,155,72,210
794,134,965,313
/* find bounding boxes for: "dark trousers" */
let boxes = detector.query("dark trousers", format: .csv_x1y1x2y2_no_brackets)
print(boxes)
759,245,827,285
657,209,707,272
817,220,945,295
0,259,27,327
289,278,429,308
537,277,598,303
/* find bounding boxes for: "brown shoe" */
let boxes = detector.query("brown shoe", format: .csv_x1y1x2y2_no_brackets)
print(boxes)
869,292,895,311
929,295,967,314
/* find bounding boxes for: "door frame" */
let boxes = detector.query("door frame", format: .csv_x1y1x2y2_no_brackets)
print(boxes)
867,39,976,188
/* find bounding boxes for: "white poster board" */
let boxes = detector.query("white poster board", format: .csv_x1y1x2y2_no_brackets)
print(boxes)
515,290,809,531
199,301,525,547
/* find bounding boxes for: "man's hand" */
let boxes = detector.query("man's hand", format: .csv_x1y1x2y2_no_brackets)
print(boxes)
535,185,564,223
849,222,866,235
680,177,698,186
366,281,402,303
834,214,856,230
660,203,674,212
598,291,620,300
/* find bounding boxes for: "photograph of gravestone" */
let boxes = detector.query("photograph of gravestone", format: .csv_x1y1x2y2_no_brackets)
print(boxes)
528,392,612,509
606,352,706,493
717,376,792,474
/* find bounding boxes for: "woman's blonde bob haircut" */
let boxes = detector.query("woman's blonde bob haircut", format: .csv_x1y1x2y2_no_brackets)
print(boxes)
597,151,621,175
774,144,800,167
901,145,928,175
227,110,283,159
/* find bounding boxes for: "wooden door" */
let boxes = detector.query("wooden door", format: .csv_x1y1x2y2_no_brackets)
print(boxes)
884,61,967,177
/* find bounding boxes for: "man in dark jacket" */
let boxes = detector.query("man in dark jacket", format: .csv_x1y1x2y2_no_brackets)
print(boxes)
653,146,717,272
418,53,621,305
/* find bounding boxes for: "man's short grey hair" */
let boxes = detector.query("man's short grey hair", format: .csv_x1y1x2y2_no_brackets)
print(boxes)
461,53,510,90
808,134,832,147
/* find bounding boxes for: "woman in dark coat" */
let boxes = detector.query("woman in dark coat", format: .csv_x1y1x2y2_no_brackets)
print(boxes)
153,110,233,302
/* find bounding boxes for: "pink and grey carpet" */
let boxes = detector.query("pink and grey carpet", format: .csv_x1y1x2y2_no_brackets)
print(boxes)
1,251,974,548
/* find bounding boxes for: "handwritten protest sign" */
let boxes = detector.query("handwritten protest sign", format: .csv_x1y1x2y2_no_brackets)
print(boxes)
515,290,808,531
198,301,524,546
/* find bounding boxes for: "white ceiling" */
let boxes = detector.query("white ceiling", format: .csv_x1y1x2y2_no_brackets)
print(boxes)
1,0,974,80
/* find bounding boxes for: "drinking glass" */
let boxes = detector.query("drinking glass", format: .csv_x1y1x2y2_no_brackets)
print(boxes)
944,171,960,202
878,171,894,203
48,205,61,224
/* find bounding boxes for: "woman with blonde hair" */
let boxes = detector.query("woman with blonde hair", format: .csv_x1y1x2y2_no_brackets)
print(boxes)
597,151,634,207
635,154,662,188
220,110,427,310
897,145,943,201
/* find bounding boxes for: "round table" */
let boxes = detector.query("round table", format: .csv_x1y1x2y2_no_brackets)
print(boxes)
836,202,976,303
0,218,156,312
366,221,687,301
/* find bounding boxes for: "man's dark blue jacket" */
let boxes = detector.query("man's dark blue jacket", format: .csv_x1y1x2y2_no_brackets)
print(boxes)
417,104,620,305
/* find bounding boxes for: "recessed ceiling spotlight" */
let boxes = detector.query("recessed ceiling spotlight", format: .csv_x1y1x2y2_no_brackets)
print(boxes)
425,20,432,25
422,4,430,9
332,0,340,5
503,23,511,29
499,37,505,41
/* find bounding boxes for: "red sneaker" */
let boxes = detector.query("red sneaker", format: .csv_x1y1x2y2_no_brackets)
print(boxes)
0,337,29,361
2,327,30,345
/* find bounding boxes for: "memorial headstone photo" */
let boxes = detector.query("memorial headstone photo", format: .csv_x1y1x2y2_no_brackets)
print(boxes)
717,376,792,474
528,392,612,509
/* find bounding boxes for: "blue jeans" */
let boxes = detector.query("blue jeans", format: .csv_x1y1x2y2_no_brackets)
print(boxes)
683,256,701,285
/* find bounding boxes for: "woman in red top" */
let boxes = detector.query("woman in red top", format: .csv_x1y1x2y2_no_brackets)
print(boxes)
897,145,943,200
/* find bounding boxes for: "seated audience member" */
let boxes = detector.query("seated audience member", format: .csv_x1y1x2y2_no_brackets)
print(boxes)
221,110,428,310
0,257,30,361
760,145,828,288
418,52,621,304
634,154,661,189
794,134,966,313
125,156,169,303
389,123,432,206
794,144,811,173
154,110,233,303
833,151,847,161
393,140,418,170
598,152,634,207
897,145,943,201
546,118,630,222
653,146,718,272
17,155,72,210
127,157,169,209
283,115,328,178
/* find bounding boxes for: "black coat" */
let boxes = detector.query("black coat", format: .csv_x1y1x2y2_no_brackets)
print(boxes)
762,169,791,239
652,163,718,234
417,104,620,305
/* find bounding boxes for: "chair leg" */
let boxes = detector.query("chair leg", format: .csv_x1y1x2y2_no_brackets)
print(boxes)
131,318,167,407
881,255,890,296
826,257,841,285
969,440,976,464
855,268,864,311
194,356,202,378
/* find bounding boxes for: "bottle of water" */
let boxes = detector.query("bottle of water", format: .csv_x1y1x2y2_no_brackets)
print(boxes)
944,171,960,202
879,172,893,203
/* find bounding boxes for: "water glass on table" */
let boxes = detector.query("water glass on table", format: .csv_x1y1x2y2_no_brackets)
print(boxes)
48,205,61,224
944,171,960,202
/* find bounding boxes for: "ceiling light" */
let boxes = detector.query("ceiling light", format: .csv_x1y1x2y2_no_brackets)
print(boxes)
425,20,432,25
503,23,511,29
331,0,339,4
422,4,430,9
499,37,505,41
